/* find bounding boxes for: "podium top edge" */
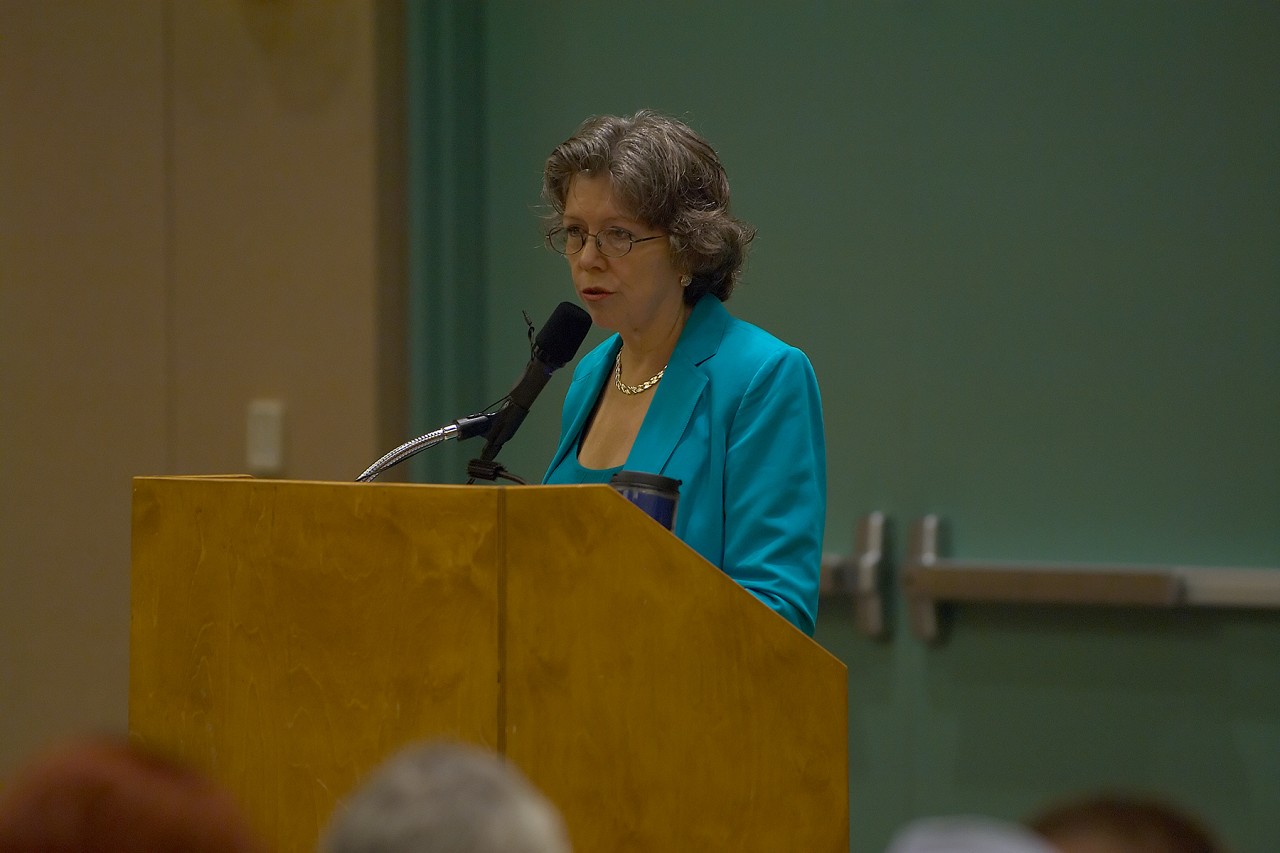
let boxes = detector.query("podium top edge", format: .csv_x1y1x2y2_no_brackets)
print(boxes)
130,475,621,493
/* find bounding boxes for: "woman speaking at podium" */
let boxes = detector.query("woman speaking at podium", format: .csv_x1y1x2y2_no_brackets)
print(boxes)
540,111,827,635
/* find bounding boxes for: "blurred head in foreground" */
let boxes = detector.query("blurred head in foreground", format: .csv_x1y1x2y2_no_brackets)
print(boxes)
321,741,571,853
884,815,1056,853
0,735,263,853
1029,793,1226,853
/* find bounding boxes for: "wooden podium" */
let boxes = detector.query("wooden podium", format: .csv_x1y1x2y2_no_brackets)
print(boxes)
130,476,848,852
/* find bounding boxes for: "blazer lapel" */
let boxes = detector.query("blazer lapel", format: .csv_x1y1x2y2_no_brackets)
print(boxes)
626,297,728,475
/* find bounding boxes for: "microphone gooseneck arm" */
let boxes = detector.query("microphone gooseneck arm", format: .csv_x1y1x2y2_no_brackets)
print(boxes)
356,413,494,482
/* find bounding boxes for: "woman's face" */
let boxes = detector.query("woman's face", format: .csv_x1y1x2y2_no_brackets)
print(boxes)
561,174,686,338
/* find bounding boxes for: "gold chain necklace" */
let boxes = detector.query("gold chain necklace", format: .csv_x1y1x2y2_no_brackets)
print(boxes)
614,351,665,395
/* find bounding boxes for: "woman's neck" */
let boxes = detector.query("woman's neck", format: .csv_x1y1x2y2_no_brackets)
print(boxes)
617,300,693,378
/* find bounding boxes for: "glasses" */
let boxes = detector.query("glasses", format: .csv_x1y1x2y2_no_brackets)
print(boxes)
546,225,666,258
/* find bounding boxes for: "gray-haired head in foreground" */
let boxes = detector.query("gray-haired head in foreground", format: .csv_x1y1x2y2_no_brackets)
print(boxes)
542,110,756,305
320,742,571,853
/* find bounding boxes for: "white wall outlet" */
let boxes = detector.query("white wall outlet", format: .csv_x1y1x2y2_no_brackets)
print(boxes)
246,398,286,476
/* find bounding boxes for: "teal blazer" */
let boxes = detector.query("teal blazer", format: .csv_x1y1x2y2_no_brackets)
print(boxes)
543,296,827,634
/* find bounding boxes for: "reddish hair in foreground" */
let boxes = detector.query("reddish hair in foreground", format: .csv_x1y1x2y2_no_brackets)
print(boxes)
0,736,264,853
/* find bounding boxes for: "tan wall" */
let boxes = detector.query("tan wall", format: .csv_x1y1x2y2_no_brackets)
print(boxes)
0,0,397,775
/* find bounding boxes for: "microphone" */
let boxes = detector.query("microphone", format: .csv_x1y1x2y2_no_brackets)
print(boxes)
355,301,592,483
476,301,592,463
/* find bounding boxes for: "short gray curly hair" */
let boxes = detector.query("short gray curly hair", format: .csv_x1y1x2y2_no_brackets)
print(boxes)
542,110,756,304
320,742,571,853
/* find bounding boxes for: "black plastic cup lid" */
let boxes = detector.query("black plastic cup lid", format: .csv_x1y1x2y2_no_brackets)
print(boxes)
609,470,682,492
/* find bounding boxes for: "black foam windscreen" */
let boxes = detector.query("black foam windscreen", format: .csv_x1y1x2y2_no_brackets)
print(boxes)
535,301,593,367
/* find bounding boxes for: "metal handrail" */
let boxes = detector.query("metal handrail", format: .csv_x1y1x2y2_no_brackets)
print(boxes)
903,514,1280,642
820,512,887,639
